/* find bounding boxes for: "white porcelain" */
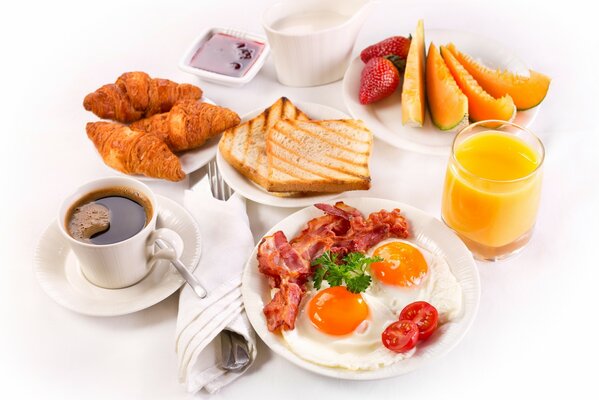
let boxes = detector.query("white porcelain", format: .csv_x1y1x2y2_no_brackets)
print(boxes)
57,177,182,289
242,197,480,379
216,100,368,208
263,0,374,87
34,196,202,317
179,27,270,88
343,29,541,156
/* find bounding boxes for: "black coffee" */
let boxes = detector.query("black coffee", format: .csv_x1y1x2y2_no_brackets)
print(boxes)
66,187,152,245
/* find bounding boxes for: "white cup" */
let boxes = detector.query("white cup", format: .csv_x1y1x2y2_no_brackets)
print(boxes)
57,177,181,289
262,0,374,87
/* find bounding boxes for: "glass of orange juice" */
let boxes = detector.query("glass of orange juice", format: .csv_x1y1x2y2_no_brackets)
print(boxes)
441,120,544,261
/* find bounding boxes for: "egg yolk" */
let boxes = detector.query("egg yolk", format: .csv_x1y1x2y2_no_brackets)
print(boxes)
370,241,428,287
307,286,369,336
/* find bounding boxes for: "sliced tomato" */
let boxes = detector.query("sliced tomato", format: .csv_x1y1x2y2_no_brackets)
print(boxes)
399,301,439,341
381,320,419,353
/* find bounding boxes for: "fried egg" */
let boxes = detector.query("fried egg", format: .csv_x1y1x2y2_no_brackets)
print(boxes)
280,239,463,370
281,286,413,370
366,238,463,323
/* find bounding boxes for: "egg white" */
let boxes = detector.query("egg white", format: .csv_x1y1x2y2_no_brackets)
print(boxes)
281,290,413,370
366,238,463,323
280,238,463,371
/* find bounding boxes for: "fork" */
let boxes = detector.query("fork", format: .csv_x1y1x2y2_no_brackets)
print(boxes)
206,159,251,372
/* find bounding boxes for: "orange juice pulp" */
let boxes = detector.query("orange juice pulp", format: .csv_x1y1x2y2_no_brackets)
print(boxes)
441,131,542,248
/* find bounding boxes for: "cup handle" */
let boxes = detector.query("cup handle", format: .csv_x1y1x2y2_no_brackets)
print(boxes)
147,228,184,266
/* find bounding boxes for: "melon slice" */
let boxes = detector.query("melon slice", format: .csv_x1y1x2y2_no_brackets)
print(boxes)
426,43,468,131
401,19,426,127
441,45,516,123
445,43,550,110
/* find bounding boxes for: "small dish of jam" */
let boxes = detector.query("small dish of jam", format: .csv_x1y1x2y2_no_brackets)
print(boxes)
180,28,270,87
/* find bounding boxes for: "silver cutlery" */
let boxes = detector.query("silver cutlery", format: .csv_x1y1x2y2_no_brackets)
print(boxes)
154,238,207,299
207,159,251,372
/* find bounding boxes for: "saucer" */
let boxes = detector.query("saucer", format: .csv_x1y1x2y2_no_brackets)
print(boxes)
33,196,202,317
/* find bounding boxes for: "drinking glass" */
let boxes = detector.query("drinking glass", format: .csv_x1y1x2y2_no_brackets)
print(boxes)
441,120,544,261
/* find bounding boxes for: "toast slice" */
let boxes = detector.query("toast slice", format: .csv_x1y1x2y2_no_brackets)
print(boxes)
265,119,373,193
218,97,309,192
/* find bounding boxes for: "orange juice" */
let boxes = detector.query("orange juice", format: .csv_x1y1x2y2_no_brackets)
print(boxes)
441,126,543,260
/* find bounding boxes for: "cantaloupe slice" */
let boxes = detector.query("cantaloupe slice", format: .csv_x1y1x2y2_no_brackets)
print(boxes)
441,45,516,123
401,19,426,127
426,43,468,131
445,43,550,110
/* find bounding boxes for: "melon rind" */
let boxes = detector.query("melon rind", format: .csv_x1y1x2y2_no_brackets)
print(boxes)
445,43,550,111
426,42,468,131
441,45,517,123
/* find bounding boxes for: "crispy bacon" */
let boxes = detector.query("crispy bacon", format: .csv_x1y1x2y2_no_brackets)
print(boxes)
367,208,410,238
257,231,310,288
257,201,411,332
262,281,302,331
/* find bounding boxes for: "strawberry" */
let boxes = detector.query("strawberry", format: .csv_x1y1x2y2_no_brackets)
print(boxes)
359,56,403,105
360,36,411,63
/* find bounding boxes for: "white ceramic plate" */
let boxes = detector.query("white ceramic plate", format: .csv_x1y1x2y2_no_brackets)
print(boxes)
216,101,368,208
97,97,222,181
33,196,202,317
241,197,480,380
343,29,540,156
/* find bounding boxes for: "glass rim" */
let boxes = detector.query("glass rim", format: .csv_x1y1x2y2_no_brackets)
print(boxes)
450,120,545,184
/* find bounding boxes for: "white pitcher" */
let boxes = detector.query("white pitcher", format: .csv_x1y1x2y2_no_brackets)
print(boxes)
263,0,375,87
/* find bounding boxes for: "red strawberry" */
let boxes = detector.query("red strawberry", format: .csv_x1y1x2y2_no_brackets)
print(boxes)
359,56,402,105
360,36,411,63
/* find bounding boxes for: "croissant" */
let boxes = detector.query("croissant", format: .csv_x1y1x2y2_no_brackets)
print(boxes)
83,72,202,123
130,100,241,152
86,122,185,181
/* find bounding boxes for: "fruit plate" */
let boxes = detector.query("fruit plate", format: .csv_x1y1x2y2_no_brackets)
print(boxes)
343,29,540,156
216,100,369,208
241,197,480,380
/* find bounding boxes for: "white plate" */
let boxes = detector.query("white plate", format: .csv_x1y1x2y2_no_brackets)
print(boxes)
241,197,480,380
216,101,368,208
33,196,202,317
343,29,540,156
98,97,222,181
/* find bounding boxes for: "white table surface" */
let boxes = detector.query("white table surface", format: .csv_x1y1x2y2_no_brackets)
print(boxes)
2,0,598,398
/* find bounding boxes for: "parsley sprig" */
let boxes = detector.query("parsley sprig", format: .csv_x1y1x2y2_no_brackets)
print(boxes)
311,251,382,293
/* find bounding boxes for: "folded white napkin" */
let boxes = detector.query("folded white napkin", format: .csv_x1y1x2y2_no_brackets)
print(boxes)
176,177,256,394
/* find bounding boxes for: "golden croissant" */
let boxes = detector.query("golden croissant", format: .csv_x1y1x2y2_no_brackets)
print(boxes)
83,72,202,123
86,122,185,181
130,100,241,152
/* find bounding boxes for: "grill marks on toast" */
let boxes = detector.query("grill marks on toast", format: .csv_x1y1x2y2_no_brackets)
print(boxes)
265,119,372,192
218,97,310,193
219,97,372,195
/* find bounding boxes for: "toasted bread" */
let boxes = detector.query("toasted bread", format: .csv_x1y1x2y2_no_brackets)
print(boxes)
218,97,309,194
265,119,373,193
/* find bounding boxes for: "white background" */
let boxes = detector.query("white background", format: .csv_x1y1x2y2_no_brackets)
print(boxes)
1,0,598,399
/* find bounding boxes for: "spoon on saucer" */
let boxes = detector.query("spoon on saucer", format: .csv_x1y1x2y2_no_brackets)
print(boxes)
155,238,206,298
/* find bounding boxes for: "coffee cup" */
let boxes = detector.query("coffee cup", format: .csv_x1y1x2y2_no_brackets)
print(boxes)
57,177,182,289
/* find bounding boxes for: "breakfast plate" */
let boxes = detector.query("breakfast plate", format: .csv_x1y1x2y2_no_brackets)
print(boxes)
33,196,202,316
216,101,367,208
98,97,222,181
343,29,540,156
241,197,480,379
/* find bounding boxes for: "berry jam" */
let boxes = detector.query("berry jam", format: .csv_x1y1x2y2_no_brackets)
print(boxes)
190,33,265,78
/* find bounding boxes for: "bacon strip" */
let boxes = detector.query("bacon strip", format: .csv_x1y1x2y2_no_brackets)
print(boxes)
257,231,310,288
262,282,302,331
257,201,410,332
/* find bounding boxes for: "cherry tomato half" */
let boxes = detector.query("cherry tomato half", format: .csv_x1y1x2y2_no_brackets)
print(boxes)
399,301,439,341
381,320,419,353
